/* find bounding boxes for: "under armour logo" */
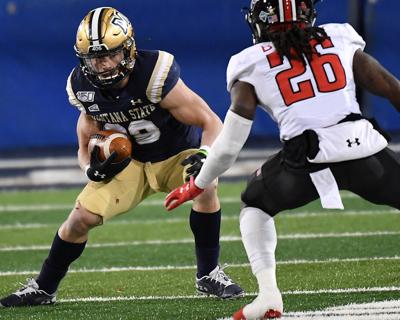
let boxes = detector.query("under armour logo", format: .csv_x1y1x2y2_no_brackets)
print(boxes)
347,138,361,147
94,171,106,179
130,98,142,106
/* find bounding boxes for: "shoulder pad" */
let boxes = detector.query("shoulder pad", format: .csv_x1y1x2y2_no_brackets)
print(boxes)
146,51,179,103
226,46,262,92
321,23,366,51
66,68,86,113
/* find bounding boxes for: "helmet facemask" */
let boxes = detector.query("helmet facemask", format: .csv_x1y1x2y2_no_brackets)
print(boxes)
76,37,136,89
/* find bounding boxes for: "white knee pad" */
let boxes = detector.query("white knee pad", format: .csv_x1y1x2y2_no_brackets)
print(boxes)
239,207,277,278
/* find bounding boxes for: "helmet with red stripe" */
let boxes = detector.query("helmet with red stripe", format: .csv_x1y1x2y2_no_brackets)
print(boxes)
245,0,319,43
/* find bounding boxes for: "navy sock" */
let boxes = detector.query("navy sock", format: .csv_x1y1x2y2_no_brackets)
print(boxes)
36,232,86,294
190,209,221,278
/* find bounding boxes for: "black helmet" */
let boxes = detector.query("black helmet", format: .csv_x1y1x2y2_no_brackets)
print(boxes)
245,0,318,43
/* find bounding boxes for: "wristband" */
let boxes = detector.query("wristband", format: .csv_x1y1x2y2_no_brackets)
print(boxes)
84,164,91,179
198,145,211,156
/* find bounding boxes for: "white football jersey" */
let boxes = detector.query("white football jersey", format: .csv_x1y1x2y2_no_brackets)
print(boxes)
227,23,366,140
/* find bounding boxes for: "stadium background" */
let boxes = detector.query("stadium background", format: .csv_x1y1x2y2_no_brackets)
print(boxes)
1,0,399,152
0,2,400,318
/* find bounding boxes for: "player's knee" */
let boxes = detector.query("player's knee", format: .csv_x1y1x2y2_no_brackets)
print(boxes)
241,173,279,216
193,183,220,212
65,203,103,235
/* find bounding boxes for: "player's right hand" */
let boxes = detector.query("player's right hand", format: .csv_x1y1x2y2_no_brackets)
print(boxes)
164,176,204,211
85,146,131,182
181,148,208,182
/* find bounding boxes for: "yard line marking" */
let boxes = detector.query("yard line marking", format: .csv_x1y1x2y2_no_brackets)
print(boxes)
217,299,400,320
0,198,236,213
278,231,400,239
0,203,72,212
280,299,400,319
53,288,400,303
0,191,385,213
0,209,398,230
1,231,400,252
0,223,50,230
1,256,399,276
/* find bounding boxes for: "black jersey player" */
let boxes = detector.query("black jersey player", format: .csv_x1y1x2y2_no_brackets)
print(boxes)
0,7,243,308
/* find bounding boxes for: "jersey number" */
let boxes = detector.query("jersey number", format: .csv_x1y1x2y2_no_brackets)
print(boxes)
104,120,161,145
266,38,347,106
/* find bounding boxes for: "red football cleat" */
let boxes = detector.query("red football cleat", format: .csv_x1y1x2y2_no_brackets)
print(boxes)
233,308,246,320
233,307,282,319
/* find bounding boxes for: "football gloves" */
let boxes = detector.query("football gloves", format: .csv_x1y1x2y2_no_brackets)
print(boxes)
164,176,204,211
181,148,208,182
85,146,131,182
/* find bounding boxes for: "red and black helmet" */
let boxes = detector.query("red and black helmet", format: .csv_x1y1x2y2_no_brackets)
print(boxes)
245,0,319,43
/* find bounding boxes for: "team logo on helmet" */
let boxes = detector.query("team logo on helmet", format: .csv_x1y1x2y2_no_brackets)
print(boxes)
111,12,129,35
259,11,268,23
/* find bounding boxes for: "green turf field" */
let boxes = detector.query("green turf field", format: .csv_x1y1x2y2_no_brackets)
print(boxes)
0,182,399,319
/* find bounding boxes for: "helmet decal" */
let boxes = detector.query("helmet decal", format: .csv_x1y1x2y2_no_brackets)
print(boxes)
279,0,297,23
111,12,130,35
88,7,106,48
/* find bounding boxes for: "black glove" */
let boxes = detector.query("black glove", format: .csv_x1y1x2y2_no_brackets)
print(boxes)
85,146,131,182
181,148,208,182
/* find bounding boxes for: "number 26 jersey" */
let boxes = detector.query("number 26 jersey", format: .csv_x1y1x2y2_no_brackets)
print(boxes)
227,23,366,141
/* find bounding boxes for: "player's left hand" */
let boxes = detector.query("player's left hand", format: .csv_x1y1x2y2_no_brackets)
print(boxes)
164,176,204,211
181,148,208,182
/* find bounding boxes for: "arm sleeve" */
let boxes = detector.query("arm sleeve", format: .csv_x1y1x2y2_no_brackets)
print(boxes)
195,110,253,189
146,51,180,103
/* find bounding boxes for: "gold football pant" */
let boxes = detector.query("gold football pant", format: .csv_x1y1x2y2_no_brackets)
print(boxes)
77,149,196,221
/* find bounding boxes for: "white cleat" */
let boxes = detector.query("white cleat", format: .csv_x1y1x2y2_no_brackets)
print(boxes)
233,287,283,319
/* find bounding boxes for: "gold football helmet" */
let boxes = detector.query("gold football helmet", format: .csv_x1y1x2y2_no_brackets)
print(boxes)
74,7,137,88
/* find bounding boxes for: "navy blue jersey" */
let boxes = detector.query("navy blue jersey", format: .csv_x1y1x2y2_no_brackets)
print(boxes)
66,50,200,163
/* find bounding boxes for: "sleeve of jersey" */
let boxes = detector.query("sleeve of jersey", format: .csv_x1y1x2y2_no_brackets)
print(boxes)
66,68,86,113
195,110,253,189
226,53,254,92
146,51,180,104
342,23,366,52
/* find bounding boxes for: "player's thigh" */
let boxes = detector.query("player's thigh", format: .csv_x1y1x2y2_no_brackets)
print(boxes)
332,148,400,209
241,152,319,216
154,149,220,211
77,160,152,221
155,149,198,192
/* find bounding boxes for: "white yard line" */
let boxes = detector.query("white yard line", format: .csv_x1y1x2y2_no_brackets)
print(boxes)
218,299,400,320
1,256,399,276
281,299,400,320
0,209,398,230
1,231,400,252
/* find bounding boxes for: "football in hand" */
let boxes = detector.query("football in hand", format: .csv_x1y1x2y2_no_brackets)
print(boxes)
88,130,132,162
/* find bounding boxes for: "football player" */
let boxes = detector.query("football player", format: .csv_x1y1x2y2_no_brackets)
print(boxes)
164,0,400,319
0,7,243,307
